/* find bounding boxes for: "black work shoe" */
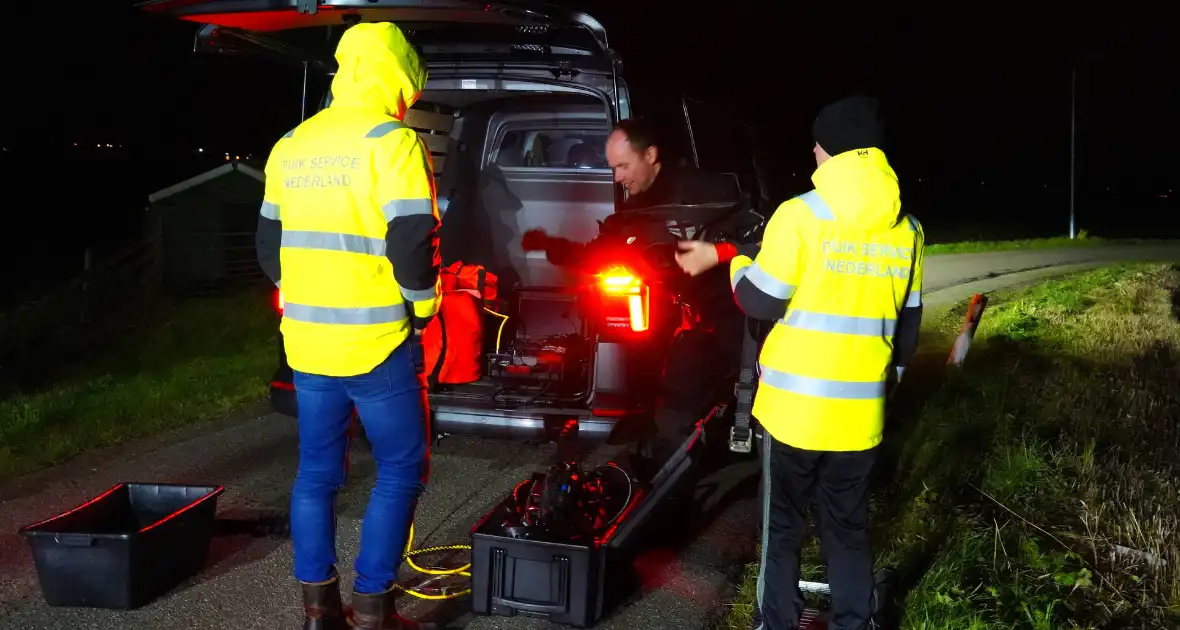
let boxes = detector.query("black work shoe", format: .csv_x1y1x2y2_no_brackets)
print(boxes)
300,573,347,630
350,588,438,630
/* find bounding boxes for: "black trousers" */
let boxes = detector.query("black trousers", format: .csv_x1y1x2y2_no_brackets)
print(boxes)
655,322,743,441
755,433,878,630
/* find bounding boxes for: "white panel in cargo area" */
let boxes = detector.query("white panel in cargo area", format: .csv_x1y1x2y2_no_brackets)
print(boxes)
417,133,450,154
428,155,447,173
405,106,454,181
403,109,454,133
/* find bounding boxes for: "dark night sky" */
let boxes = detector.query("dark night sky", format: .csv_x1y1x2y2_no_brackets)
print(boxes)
10,3,1179,179
0,1,1177,299
7,2,1179,187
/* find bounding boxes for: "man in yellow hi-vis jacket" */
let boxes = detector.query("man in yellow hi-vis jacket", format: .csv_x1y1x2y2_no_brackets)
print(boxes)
255,22,441,630
728,96,924,630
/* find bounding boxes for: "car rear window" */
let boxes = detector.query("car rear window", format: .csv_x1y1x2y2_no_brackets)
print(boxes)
495,129,608,169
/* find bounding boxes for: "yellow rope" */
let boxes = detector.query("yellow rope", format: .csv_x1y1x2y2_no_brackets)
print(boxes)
392,523,473,600
483,307,509,353
393,305,505,601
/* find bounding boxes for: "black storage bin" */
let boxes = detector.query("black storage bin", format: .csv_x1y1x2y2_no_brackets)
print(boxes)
19,482,225,609
471,494,610,628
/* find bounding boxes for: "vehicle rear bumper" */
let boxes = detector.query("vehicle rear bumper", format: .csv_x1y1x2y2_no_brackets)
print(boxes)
432,403,619,443
269,381,298,418
268,382,624,444
269,357,297,418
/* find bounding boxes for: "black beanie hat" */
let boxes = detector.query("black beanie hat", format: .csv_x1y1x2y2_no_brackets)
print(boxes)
812,95,885,157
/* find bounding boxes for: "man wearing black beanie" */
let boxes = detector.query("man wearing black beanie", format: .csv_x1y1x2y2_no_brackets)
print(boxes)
811,94,886,160
675,96,887,274
726,95,925,630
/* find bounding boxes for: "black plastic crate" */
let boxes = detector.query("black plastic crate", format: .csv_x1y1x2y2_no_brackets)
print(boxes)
471,494,609,628
18,482,225,609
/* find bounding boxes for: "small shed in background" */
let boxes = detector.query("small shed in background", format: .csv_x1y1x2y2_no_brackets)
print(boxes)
147,161,266,292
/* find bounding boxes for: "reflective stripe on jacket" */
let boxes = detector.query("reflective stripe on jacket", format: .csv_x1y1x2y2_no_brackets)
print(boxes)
261,23,441,377
729,148,924,451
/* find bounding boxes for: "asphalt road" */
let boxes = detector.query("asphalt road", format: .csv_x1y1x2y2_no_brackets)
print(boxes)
1,243,1178,630
922,242,1180,306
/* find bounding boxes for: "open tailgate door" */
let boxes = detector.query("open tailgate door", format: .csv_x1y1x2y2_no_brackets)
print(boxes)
138,0,614,70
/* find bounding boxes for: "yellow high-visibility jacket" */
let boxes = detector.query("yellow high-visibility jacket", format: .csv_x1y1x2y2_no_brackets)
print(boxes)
257,22,441,377
730,148,924,451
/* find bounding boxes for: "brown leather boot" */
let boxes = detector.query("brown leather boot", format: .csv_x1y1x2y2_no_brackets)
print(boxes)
350,588,437,630
300,573,347,630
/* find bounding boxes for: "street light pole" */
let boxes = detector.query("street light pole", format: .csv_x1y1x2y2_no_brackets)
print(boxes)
1069,64,1077,239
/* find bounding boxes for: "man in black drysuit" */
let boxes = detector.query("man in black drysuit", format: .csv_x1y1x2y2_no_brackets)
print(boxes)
522,118,760,477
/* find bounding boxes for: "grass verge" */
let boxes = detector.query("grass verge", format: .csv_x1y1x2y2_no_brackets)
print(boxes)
0,291,277,483
721,263,1180,629
925,233,1113,255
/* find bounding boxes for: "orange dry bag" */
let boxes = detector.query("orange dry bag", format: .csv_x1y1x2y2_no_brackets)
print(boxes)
422,263,500,387
440,262,499,301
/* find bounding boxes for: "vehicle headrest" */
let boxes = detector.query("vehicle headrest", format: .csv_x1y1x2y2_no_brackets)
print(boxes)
566,143,599,168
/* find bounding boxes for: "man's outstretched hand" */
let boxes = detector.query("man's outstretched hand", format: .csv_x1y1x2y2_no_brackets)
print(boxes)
675,240,720,277
522,229,551,252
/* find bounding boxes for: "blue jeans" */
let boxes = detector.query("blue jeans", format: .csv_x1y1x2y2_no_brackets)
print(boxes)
291,339,428,594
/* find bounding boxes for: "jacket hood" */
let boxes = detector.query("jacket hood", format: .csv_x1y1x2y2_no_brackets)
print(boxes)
811,148,902,230
330,22,427,119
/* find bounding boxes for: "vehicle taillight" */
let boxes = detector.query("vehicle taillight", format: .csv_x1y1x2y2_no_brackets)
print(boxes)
273,288,284,315
597,268,649,333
